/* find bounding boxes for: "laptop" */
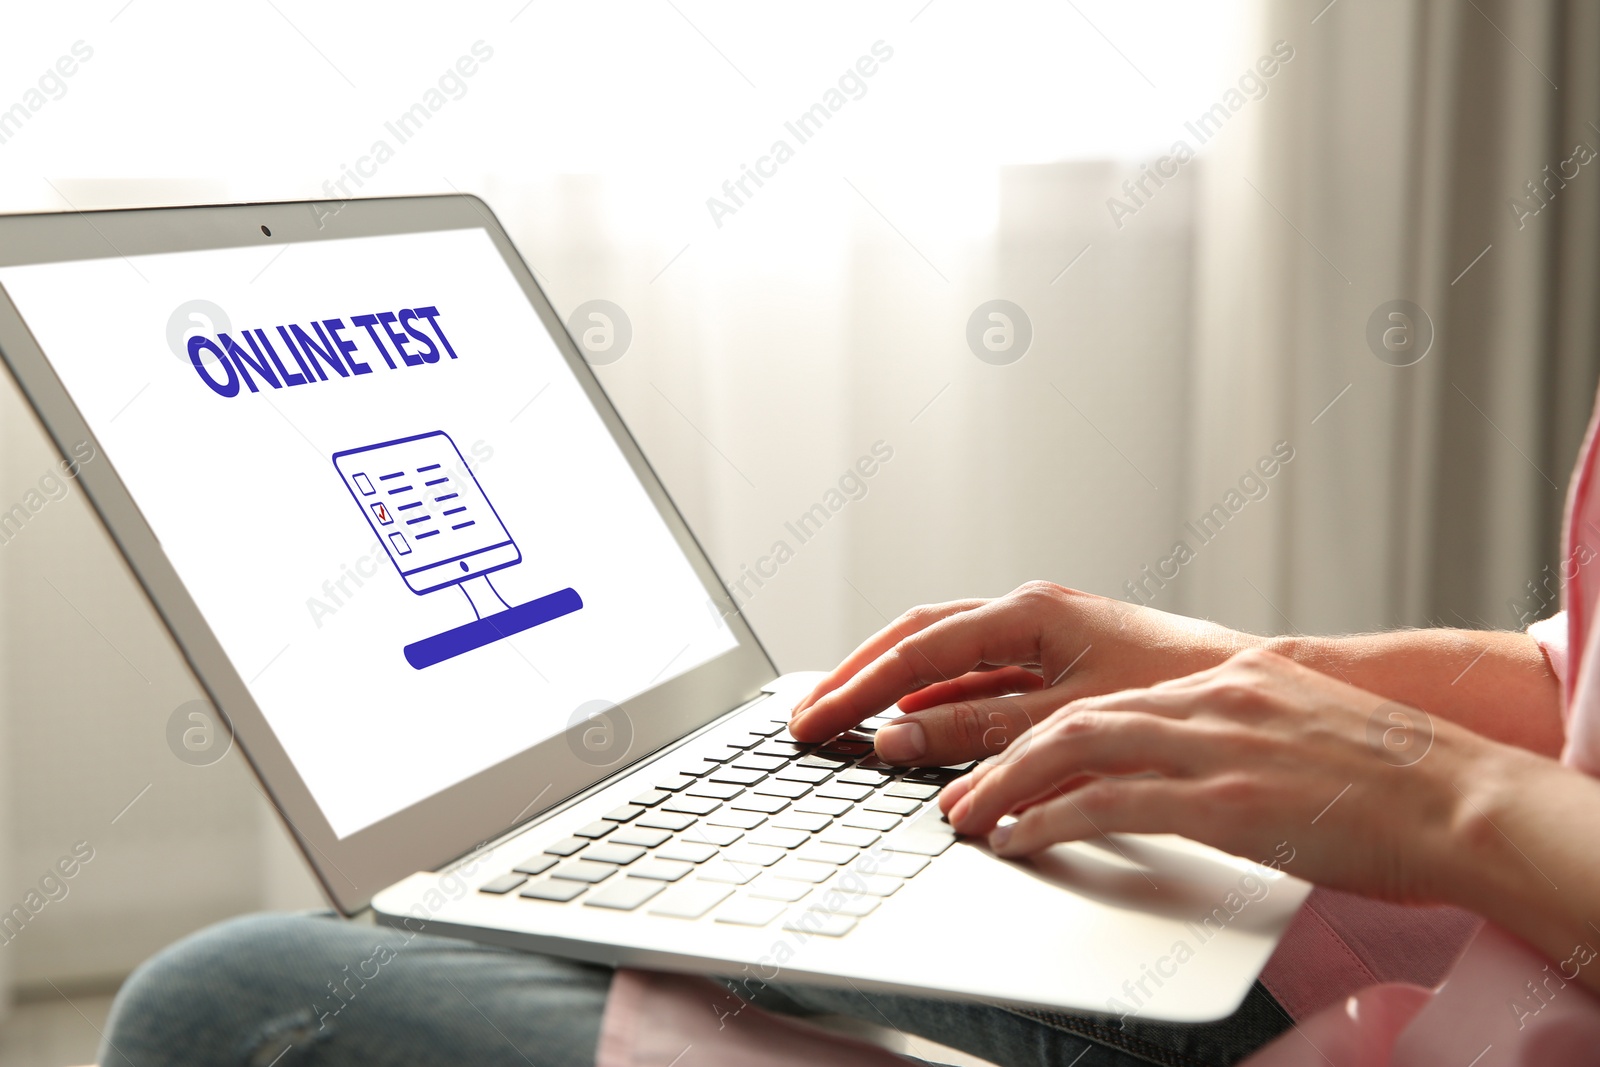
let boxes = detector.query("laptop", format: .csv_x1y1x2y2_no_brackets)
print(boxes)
0,195,1308,1022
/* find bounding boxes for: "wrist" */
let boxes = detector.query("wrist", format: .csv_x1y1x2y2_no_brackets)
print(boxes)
1428,745,1557,919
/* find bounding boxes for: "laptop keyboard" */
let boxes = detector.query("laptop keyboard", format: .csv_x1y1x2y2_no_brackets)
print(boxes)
475,711,971,937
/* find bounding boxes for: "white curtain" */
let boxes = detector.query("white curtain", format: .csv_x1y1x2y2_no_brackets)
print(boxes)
1183,0,1600,636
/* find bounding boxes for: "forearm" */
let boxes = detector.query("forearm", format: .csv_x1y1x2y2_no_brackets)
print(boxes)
1266,629,1564,756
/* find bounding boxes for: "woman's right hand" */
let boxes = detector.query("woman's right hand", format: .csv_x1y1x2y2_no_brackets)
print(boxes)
788,581,1261,766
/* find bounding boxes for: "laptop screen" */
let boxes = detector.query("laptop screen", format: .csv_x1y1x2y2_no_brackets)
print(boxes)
0,226,740,839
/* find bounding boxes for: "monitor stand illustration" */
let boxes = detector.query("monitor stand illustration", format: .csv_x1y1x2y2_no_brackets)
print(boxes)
332,431,582,669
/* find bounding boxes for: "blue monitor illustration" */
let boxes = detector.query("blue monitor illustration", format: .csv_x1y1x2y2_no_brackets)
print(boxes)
333,431,581,669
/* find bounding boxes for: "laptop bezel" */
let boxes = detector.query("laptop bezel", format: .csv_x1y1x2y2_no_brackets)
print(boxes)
0,195,779,914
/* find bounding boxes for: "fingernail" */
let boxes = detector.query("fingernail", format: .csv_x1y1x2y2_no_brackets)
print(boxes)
989,822,1014,853
875,721,926,762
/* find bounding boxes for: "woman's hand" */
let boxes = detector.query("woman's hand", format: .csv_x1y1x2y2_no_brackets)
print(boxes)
789,581,1258,766
940,647,1493,905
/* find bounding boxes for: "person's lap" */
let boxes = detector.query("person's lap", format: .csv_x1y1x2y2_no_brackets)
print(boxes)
100,912,1289,1067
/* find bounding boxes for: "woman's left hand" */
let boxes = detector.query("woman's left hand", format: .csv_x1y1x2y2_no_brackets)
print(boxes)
940,648,1490,905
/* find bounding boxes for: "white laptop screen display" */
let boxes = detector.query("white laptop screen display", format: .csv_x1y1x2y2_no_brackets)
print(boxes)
0,228,739,838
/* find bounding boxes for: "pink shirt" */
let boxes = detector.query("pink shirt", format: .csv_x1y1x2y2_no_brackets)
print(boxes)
596,391,1600,1066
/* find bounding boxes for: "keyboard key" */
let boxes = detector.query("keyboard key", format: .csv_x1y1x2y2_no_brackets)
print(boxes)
697,860,761,884
683,824,744,847
519,879,587,902
705,809,766,830
649,883,734,919
544,837,589,857
771,812,832,833
721,732,764,749
840,873,903,897
772,859,837,884
584,844,647,865
753,779,811,799
901,767,967,786
687,782,745,800
701,745,745,763
656,840,718,864
636,811,697,832
873,854,930,879
479,873,528,895
748,879,812,902
512,855,559,876
732,754,786,772
573,822,616,839
815,783,873,802
818,741,872,758
654,775,696,792
626,858,695,882
883,831,953,857
746,828,809,850
551,860,617,883
862,796,921,816
603,805,645,823
609,827,673,849
730,794,789,814
798,753,853,767
819,827,879,848
708,767,766,786
715,898,787,927
774,765,832,784
783,912,856,938
794,843,857,866
841,811,900,832
631,789,671,807
793,797,852,817
675,762,719,778
815,895,880,918
723,843,786,867
663,796,721,816
585,879,666,911
884,782,941,801
745,721,785,737
755,741,809,758
837,769,893,786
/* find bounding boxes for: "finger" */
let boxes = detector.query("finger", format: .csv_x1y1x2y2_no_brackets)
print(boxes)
988,778,1198,857
791,599,989,717
896,667,1043,713
1066,684,1213,720
794,599,1065,741
873,687,1068,765
950,710,1204,834
938,750,1099,826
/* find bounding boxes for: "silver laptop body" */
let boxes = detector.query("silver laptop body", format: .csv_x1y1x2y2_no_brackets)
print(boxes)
0,196,1307,1022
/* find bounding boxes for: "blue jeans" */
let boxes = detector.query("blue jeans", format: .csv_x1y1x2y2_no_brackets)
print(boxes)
99,913,1289,1067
